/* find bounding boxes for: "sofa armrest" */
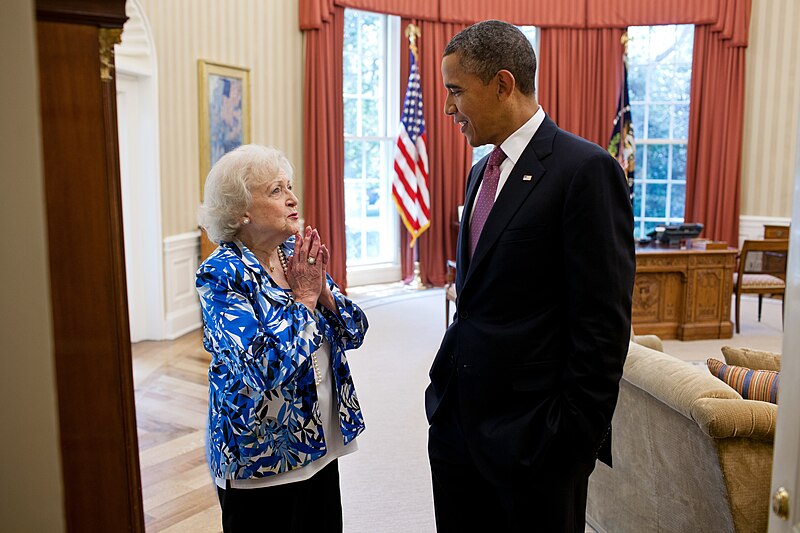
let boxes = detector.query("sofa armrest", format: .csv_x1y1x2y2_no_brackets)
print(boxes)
624,342,741,419
691,397,777,442
632,334,663,352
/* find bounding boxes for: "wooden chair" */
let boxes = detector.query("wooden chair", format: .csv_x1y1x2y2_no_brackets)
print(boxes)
733,239,789,333
444,259,457,326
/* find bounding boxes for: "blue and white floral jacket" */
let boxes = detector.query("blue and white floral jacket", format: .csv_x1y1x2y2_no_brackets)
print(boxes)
196,239,368,480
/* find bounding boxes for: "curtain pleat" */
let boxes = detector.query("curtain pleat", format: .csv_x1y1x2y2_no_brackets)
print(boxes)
538,27,625,147
438,0,585,27
399,19,471,285
585,0,718,28
684,25,746,246
303,6,349,289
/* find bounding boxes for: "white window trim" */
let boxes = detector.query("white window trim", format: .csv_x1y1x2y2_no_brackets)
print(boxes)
345,11,402,287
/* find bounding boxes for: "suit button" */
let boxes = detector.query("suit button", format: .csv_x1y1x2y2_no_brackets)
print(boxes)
458,310,469,319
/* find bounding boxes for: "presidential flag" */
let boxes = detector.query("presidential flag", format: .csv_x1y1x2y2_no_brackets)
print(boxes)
609,62,636,202
392,46,430,246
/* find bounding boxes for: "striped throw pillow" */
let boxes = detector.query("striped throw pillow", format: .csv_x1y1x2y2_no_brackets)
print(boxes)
707,358,779,404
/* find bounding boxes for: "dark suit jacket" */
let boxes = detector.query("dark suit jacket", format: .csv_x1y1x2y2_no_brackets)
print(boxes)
426,114,635,475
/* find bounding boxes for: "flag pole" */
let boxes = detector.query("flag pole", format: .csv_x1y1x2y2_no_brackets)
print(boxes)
403,23,427,291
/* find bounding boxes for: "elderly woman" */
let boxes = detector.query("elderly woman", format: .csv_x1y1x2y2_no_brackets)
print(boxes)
196,144,368,532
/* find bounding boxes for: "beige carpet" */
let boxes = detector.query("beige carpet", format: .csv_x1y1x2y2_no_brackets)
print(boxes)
339,286,441,533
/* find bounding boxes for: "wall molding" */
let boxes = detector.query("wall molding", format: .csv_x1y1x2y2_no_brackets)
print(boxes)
163,230,201,339
739,215,792,245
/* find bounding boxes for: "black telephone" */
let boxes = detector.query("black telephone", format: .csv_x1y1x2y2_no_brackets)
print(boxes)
647,223,704,245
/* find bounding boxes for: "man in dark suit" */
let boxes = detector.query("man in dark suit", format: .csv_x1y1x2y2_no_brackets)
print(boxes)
426,20,635,532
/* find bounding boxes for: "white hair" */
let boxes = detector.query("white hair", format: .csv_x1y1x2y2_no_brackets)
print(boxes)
198,144,294,243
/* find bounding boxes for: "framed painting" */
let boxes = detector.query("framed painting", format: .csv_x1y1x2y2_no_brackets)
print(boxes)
197,60,251,199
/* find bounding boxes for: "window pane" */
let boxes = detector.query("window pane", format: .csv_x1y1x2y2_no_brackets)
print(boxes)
645,182,667,218
344,97,358,136
673,104,690,139
346,226,362,260
672,65,692,101
672,144,687,181
648,144,668,181
633,184,643,218
628,65,646,101
651,65,675,101
364,140,382,179
361,98,379,137
670,183,686,220
366,184,381,217
628,27,649,64
345,184,364,219
360,55,380,98
648,105,670,138
635,143,646,180
366,231,380,257
649,25,677,62
343,9,400,271
675,25,694,63
344,140,362,179
631,104,645,138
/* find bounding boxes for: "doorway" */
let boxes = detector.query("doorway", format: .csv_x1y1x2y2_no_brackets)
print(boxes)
116,0,165,341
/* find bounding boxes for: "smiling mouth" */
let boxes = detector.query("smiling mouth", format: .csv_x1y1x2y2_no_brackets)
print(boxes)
457,120,468,133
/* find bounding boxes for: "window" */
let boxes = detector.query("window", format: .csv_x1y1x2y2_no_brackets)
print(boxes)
343,9,401,285
627,25,694,238
471,26,539,165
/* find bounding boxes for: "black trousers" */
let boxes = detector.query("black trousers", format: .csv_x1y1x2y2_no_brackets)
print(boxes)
428,389,594,533
216,459,343,533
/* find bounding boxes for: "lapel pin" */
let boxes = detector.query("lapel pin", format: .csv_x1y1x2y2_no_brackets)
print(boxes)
523,174,533,181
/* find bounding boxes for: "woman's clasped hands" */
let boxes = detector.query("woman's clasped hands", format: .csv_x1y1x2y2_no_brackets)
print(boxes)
286,226,336,313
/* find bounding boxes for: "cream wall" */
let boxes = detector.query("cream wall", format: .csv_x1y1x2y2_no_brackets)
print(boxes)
741,0,800,218
0,0,65,530
139,0,304,237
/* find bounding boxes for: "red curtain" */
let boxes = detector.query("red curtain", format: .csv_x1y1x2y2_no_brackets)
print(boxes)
684,24,746,246
398,19,471,285
302,6,349,289
538,28,625,147
437,0,585,27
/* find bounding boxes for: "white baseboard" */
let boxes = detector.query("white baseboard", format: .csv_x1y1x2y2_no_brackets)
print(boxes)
163,230,201,339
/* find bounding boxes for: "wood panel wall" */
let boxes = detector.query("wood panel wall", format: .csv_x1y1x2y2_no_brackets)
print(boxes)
36,1,144,530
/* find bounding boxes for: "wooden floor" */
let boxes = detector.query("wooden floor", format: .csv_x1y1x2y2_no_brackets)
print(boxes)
133,330,222,532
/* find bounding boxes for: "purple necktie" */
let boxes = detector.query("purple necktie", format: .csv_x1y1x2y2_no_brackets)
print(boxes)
469,146,506,257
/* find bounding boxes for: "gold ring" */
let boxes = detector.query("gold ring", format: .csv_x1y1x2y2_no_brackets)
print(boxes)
307,257,316,265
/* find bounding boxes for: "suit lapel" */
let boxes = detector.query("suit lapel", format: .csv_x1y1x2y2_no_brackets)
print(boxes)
463,115,558,290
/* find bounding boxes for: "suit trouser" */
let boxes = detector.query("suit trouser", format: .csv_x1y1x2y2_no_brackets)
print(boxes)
428,385,594,533
216,459,343,533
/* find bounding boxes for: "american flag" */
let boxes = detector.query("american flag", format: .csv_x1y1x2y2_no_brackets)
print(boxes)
392,49,430,246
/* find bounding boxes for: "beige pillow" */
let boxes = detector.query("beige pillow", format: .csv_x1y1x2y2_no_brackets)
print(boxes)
721,346,781,372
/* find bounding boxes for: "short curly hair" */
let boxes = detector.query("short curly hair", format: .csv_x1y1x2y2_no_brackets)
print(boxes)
198,144,293,243
444,20,537,96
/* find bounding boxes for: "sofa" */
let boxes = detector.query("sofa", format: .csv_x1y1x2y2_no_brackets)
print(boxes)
586,339,778,533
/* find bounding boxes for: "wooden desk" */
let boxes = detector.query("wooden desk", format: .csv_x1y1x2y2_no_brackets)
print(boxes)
633,242,736,340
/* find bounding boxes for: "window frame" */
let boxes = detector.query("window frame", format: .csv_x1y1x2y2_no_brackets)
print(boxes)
342,9,402,286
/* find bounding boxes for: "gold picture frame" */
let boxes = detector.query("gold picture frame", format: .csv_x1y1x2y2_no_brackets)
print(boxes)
197,60,251,200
